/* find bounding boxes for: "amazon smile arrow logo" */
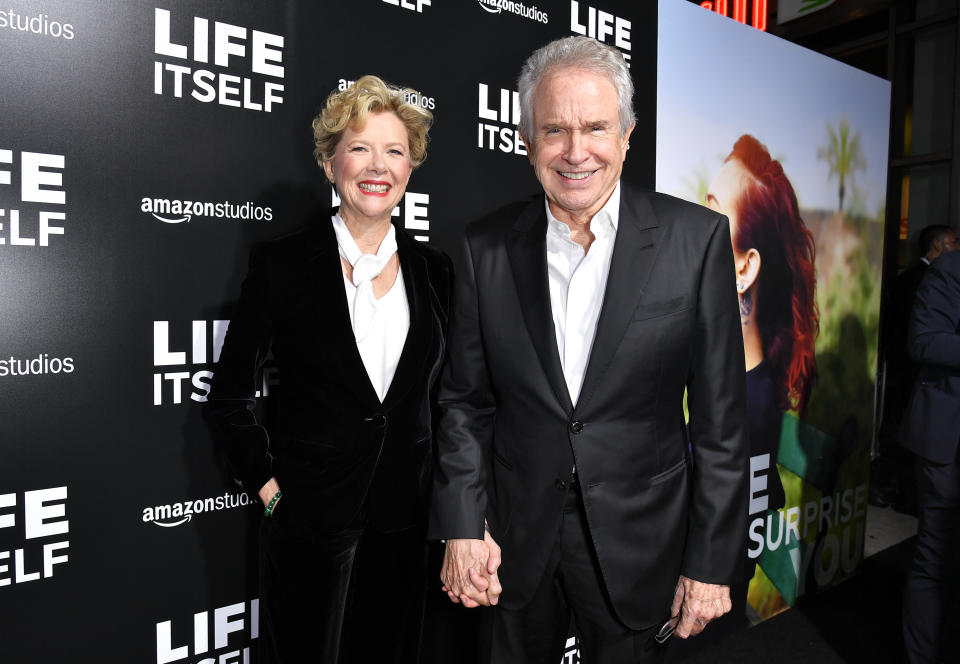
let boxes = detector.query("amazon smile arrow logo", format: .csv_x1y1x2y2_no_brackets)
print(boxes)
140,196,274,224
153,514,192,527
151,213,191,224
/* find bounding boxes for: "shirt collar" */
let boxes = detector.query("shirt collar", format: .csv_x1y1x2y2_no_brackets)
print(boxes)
330,213,397,267
545,180,621,243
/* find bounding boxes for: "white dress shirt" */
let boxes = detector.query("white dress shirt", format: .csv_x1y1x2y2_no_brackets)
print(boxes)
332,215,410,403
546,181,621,406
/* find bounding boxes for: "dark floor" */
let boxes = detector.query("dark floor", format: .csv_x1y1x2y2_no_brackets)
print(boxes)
677,537,960,664
423,533,959,663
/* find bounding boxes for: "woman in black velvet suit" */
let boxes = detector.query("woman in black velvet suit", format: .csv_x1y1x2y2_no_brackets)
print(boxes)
206,75,451,664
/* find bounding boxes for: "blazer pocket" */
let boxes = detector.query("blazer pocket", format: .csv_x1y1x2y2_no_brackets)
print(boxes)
649,456,689,486
633,296,691,322
493,451,514,471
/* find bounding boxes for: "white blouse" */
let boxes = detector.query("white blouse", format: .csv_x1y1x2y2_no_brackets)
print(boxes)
332,215,410,402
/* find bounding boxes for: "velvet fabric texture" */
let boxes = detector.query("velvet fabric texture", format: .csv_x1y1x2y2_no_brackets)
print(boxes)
206,209,451,663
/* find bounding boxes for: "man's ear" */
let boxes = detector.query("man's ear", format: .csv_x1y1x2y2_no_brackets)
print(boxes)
736,248,761,293
519,131,534,165
621,122,635,158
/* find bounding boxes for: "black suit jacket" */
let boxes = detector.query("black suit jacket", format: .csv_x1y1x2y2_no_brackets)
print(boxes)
429,184,748,629
885,260,927,408
899,249,960,464
206,210,452,533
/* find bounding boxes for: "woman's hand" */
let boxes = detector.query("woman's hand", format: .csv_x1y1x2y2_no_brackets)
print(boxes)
258,477,281,509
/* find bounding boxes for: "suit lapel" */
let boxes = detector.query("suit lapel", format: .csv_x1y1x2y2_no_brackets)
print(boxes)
576,188,661,412
381,226,433,410
505,198,574,415
306,210,382,410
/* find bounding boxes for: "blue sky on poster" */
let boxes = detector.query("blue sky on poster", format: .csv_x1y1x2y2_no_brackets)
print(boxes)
655,0,890,217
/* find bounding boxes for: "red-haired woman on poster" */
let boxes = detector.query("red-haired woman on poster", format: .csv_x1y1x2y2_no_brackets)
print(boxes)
706,134,819,616
707,134,818,496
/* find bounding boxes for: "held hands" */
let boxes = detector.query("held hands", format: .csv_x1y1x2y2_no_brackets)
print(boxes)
669,575,732,638
440,530,502,608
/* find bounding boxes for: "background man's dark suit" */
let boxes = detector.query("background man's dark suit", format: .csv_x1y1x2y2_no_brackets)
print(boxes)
430,183,748,630
877,225,958,512
899,248,960,664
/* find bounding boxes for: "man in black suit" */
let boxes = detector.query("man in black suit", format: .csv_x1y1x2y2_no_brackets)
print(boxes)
430,37,748,663
900,245,960,664
889,226,959,391
876,225,959,511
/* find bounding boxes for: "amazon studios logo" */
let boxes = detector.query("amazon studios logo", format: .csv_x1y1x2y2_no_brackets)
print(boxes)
153,8,285,112
142,491,256,528
156,599,258,664
1,353,74,378
141,196,272,224
336,77,435,111
1,148,67,248
0,9,74,40
477,0,549,23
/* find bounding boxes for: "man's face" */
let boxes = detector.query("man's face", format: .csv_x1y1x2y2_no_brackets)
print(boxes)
522,67,633,225
938,231,959,256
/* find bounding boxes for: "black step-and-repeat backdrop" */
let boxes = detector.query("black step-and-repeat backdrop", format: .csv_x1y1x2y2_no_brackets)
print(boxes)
1,1,652,661
5,1,883,661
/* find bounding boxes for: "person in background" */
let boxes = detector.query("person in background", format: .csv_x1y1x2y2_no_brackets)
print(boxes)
206,74,451,663
899,245,960,664
875,225,959,513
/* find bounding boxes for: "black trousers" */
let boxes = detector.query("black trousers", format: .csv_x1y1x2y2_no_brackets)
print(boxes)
258,512,428,664
903,454,960,664
483,481,668,664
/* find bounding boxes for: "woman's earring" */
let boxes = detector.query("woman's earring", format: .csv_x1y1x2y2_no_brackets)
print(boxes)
736,280,745,293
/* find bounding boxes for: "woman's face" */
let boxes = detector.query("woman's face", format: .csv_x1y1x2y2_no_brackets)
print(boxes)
706,158,750,247
323,111,412,226
707,158,762,315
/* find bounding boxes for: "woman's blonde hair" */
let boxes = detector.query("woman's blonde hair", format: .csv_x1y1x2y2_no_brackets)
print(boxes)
312,74,433,170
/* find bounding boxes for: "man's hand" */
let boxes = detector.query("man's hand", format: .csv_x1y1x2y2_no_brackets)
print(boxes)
669,575,731,638
440,531,502,607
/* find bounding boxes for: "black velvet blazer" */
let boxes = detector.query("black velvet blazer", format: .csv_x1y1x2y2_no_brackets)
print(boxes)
206,209,452,533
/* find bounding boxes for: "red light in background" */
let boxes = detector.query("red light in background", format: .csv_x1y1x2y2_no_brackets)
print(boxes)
698,0,767,32
753,0,768,31
733,0,748,23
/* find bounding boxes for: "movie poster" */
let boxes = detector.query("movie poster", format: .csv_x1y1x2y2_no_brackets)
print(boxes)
656,0,890,623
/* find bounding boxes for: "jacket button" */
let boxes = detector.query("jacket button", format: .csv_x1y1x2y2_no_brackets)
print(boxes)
555,478,567,490
371,413,387,427
569,420,583,434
